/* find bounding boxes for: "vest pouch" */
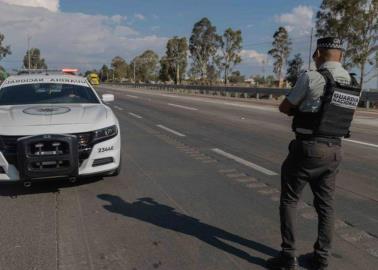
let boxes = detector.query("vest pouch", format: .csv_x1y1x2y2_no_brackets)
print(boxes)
316,85,360,137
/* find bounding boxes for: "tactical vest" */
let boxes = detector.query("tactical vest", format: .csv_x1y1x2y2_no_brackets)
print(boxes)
292,69,361,138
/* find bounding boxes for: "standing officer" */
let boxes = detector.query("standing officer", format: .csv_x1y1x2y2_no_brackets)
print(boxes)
266,37,361,270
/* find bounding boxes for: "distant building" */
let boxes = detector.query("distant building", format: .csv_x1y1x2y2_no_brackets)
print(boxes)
244,78,255,85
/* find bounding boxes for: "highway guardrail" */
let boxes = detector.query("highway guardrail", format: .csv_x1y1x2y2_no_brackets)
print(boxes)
105,82,378,109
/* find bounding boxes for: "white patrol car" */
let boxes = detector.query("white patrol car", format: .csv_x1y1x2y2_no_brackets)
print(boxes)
0,70,121,186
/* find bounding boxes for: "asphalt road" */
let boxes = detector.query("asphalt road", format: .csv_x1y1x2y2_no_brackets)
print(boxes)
0,85,377,270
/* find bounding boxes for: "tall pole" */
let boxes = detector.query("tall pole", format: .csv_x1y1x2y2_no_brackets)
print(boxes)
308,27,314,70
262,58,266,79
376,51,378,90
176,57,180,85
27,35,32,70
133,60,136,84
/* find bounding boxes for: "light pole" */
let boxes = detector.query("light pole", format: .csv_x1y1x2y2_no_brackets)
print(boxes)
308,27,314,70
133,60,136,84
27,35,32,70
376,51,378,91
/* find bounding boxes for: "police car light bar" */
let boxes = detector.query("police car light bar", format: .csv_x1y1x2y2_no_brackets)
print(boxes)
62,68,79,74
13,68,79,75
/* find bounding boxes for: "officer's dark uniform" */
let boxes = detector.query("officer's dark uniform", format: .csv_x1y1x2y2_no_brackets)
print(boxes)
267,37,361,270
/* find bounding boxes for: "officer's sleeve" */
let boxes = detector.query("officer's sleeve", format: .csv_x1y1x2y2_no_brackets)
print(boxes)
286,72,309,106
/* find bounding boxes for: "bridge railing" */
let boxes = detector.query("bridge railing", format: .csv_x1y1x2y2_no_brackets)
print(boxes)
104,82,378,108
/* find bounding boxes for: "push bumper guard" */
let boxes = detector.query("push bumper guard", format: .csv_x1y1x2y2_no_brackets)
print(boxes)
17,134,79,181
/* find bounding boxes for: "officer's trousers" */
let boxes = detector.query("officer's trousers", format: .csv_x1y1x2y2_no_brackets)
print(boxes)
280,139,342,264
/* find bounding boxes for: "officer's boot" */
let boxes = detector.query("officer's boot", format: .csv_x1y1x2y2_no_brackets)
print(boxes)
310,253,328,270
266,252,299,270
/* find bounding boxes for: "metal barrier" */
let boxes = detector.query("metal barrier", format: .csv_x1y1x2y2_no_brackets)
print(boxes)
105,82,378,108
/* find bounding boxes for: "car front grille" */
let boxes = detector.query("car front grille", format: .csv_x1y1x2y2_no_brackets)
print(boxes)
0,132,94,166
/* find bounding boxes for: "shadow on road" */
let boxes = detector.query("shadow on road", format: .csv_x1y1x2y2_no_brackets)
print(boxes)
0,176,103,197
98,194,279,267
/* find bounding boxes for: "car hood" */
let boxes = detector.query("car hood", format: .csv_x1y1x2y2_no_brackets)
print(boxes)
0,104,113,135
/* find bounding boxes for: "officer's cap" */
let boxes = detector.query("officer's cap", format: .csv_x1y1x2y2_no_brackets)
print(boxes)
316,37,344,51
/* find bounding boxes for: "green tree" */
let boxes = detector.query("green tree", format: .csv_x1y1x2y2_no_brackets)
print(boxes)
111,56,129,81
218,28,243,85
286,53,304,86
23,48,47,69
253,75,265,86
99,64,110,82
316,0,378,88
160,37,188,84
159,56,171,82
316,1,352,42
265,75,276,87
253,75,276,87
316,0,368,68
0,65,8,81
132,50,159,82
189,17,221,80
268,27,291,87
228,70,245,84
0,33,11,61
206,64,220,85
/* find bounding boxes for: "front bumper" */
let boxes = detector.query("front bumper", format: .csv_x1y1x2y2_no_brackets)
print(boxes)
0,134,121,182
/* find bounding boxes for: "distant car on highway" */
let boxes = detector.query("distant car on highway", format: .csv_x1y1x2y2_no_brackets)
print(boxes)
0,69,121,186
87,73,100,85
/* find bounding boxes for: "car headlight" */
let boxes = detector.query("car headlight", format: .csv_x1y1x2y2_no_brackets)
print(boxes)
93,125,118,143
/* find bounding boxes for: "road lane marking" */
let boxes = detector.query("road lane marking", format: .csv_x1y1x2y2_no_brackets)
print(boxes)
258,188,280,195
211,148,278,176
161,95,277,112
236,177,257,183
128,112,143,119
114,105,123,111
126,94,139,99
343,139,378,149
168,103,198,111
156,125,186,137
202,159,217,163
246,182,268,188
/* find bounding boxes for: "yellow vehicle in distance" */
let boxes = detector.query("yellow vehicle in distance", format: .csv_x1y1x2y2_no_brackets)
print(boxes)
87,73,100,85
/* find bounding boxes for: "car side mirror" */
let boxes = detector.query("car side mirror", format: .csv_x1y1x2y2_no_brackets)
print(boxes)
102,94,115,102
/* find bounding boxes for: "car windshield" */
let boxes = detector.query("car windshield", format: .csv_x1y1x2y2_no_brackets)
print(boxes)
0,83,100,105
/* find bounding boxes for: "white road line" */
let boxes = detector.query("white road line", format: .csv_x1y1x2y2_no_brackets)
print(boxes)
343,139,378,149
126,94,139,99
128,112,143,119
156,124,186,137
211,148,278,176
114,105,123,111
168,103,198,111
162,95,276,112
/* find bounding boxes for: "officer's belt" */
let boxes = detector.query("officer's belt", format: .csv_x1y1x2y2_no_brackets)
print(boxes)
295,133,342,146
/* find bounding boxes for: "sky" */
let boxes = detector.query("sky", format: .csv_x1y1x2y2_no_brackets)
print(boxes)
0,0,338,79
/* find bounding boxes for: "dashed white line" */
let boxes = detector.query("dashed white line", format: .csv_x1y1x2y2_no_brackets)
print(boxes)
126,94,139,99
128,112,143,119
211,148,278,176
156,125,186,137
161,95,276,112
114,105,123,111
168,103,198,111
343,139,378,149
